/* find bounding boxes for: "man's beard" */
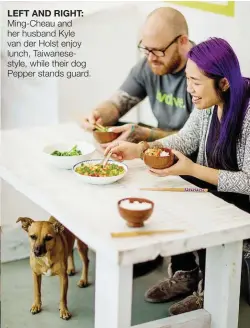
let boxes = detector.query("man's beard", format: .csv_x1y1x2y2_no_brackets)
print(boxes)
148,52,182,75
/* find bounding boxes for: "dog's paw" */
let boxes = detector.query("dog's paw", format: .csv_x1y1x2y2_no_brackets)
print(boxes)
77,279,89,288
59,308,72,320
67,268,75,276
30,303,42,314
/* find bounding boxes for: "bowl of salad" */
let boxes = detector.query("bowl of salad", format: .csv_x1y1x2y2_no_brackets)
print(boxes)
43,142,95,169
73,159,128,185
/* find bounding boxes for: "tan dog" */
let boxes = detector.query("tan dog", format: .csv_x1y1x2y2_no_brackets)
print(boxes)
17,216,89,320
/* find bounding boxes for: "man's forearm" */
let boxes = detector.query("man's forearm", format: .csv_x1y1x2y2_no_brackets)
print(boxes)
147,128,178,141
110,90,141,117
126,126,179,143
96,90,142,126
124,126,178,143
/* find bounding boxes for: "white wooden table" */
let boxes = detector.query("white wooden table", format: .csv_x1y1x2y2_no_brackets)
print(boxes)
1,123,250,328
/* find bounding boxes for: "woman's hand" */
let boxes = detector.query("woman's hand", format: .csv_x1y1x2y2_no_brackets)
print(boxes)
149,150,196,177
104,141,141,161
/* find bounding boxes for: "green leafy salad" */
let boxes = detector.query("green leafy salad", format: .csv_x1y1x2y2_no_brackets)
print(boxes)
51,145,82,156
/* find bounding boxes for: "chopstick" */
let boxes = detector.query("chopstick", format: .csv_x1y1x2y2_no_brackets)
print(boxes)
111,229,185,238
140,187,208,192
100,150,112,168
94,123,107,132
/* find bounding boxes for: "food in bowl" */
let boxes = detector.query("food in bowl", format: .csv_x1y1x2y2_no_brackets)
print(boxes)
119,199,152,211
144,148,170,157
143,147,174,169
118,197,154,227
74,162,125,177
73,159,128,185
95,126,109,132
51,145,82,156
43,141,95,169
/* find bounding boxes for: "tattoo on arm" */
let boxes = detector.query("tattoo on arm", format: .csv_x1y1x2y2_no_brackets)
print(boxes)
147,128,179,141
110,90,141,117
126,125,148,143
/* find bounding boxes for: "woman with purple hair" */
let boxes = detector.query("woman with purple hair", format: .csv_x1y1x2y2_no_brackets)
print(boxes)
105,37,250,314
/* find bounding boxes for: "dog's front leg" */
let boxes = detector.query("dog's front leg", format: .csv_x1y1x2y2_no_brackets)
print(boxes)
59,273,71,320
30,272,42,314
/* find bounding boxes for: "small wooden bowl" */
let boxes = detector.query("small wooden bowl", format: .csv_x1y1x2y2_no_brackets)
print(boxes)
143,147,174,169
93,130,121,144
118,197,154,228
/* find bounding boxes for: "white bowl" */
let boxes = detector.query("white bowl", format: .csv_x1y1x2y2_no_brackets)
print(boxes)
73,159,128,185
43,142,95,169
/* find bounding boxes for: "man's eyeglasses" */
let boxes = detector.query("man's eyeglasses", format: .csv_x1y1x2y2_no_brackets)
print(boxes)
138,35,182,57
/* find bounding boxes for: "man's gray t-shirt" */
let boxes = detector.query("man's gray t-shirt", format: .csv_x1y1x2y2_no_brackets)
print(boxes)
120,58,193,130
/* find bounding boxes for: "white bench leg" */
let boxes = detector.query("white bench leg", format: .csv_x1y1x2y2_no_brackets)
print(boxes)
95,253,133,328
204,241,243,328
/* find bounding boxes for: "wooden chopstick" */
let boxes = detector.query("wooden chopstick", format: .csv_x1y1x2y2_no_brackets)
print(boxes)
101,151,112,168
140,187,208,192
94,123,107,132
111,229,185,238
96,122,104,128
94,124,104,132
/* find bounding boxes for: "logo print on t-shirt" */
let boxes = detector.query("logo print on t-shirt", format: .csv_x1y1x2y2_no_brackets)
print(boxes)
156,90,185,109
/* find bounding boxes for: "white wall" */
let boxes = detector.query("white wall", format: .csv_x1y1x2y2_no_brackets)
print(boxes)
1,1,250,262
1,1,136,130
1,1,140,262
1,2,58,129
57,3,140,124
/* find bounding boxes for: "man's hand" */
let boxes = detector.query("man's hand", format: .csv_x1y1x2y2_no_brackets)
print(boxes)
81,110,103,131
149,150,195,177
81,101,120,132
104,141,141,161
81,90,142,133
101,124,151,149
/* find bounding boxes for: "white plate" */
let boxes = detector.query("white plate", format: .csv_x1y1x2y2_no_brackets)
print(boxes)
43,141,95,169
73,159,128,185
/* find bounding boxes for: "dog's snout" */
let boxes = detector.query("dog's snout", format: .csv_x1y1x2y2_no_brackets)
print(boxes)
34,244,46,257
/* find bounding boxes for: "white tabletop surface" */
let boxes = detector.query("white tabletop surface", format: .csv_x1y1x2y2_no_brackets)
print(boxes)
1,122,250,265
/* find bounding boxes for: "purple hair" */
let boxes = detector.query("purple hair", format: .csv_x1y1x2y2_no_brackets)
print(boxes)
187,37,250,170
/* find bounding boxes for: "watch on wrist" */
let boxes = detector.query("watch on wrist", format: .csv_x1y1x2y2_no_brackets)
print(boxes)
138,141,150,159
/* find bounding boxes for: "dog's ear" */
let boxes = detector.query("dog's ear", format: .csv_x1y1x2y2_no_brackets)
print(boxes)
16,217,34,232
53,221,64,234
48,216,57,224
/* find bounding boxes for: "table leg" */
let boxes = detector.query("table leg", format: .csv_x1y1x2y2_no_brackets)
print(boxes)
204,241,243,328
95,253,133,328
